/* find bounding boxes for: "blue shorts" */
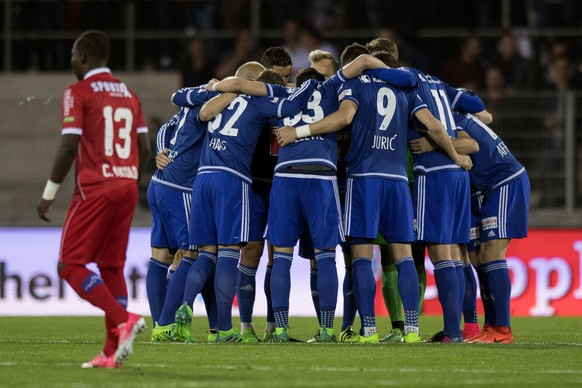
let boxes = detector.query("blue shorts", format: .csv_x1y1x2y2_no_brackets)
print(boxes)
414,170,471,244
266,173,344,249
249,181,271,242
189,172,250,246
479,172,530,242
467,191,483,252
148,181,195,251
345,177,415,243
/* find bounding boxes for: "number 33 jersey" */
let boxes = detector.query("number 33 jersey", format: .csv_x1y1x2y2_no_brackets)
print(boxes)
61,67,148,195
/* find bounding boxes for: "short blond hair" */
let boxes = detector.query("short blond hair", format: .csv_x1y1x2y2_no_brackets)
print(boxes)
235,61,265,80
308,50,339,73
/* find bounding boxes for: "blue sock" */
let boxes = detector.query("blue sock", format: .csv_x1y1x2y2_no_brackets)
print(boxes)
352,258,376,335
166,268,175,286
433,260,461,338
395,257,419,329
237,264,257,324
341,268,356,331
463,263,478,324
454,261,465,318
146,258,170,325
310,266,321,325
201,272,218,330
183,252,216,306
158,257,195,326
476,264,495,326
315,250,337,329
486,260,511,327
271,252,293,328
264,265,275,324
214,248,240,331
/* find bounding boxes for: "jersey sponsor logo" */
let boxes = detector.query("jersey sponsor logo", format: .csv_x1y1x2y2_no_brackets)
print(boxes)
339,89,352,100
482,216,498,230
63,89,74,116
101,163,138,179
63,116,75,123
470,227,480,240
90,81,132,98
372,134,397,150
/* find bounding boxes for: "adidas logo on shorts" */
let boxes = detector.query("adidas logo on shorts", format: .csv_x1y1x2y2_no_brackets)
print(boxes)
488,230,496,237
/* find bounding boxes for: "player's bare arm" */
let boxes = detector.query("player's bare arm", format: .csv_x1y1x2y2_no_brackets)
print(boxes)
155,149,171,170
474,109,493,125
414,108,473,170
207,76,269,96
341,54,389,79
410,130,478,155
198,92,238,122
276,100,357,146
37,134,80,222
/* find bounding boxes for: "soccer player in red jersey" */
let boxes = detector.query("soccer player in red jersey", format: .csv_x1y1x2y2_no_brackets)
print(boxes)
36,30,150,368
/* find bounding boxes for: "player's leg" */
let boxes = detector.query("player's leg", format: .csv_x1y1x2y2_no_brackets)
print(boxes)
238,240,264,342
270,245,294,342
451,244,466,323
412,242,427,311
459,244,480,339
378,240,404,343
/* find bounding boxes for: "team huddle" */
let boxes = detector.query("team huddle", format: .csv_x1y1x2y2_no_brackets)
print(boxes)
146,37,530,347
38,30,529,369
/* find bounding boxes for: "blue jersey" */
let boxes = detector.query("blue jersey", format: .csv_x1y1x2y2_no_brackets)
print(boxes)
155,113,178,155
275,78,341,172
152,106,206,191
406,68,483,175
198,80,317,183
338,75,426,181
454,113,525,192
172,85,219,107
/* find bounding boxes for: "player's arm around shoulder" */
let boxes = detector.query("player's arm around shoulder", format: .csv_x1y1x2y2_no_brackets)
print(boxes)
198,92,238,122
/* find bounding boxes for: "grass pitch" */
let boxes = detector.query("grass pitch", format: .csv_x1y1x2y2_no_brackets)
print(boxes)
1,315,581,387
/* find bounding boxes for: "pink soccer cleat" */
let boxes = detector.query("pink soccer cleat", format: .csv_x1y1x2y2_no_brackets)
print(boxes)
81,353,121,369
113,313,146,364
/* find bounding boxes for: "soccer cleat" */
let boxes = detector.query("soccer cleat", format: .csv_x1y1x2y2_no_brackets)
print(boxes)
464,325,493,343
81,353,120,369
216,328,243,343
317,327,337,343
271,326,290,343
462,323,481,339
241,327,260,343
476,326,514,344
379,328,404,343
151,322,175,342
358,333,380,344
207,330,218,342
404,332,421,343
339,326,360,343
424,331,463,343
174,303,198,343
114,313,146,364
306,329,320,343
263,330,274,343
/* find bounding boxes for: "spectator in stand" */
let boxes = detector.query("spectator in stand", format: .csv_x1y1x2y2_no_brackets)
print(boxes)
215,28,263,80
374,27,429,70
180,37,215,88
438,36,486,91
281,19,311,82
298,23,339,69
489,31,541,90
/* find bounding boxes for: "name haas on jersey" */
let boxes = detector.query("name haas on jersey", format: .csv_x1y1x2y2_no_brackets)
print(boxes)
209,138,227,151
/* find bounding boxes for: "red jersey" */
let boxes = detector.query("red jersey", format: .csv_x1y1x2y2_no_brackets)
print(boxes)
61,67,147,197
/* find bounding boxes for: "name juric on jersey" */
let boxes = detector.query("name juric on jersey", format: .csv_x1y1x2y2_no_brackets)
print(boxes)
372,134,398,151
294,135,324,143
101,163,138,179
209,138,227,151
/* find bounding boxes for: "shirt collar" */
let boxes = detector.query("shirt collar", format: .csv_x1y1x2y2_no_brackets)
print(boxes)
83,67,111,80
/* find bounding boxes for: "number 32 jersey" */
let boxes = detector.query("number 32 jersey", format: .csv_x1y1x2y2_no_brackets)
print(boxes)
61,67,148,196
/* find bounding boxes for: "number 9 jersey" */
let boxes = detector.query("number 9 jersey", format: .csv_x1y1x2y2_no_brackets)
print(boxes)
61,67,148,196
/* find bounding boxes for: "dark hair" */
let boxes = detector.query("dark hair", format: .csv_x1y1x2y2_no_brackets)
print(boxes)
75,30,110,61
366,38,398,61
340,42,369,67
261,47,292,68
256,69,285,86
371,50,399,68
295,67,325,86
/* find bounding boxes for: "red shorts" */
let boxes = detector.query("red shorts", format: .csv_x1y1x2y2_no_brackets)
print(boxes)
59,182,138,268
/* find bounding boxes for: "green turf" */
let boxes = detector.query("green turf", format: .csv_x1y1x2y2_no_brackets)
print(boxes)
1,316,581,387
